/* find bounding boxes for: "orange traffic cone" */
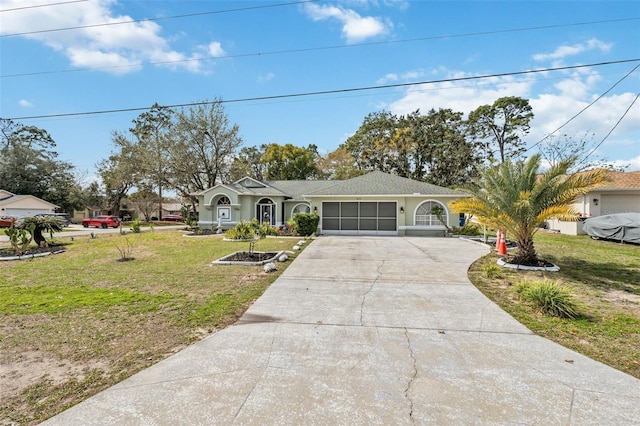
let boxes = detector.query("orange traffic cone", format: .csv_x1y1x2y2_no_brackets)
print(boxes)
498,231,508,256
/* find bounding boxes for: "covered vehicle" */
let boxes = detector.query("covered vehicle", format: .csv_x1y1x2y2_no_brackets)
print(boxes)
583,213,640,244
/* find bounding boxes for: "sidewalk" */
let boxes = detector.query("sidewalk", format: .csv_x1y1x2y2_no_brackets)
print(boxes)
43,236,640,425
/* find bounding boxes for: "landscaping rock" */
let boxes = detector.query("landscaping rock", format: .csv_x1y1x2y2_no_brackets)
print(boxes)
264,262,277,272
292,245,300,251
278,254,288,262
298,240,306,245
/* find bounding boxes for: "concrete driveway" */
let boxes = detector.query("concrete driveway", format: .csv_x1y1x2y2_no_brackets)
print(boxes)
43,236,640,425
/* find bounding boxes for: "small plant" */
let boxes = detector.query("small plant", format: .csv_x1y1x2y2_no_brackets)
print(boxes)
454,223,482,236
516,279,581,319
4,228,32,256
130,218,142,233
115,238,135,261
291,213,319,237
225,220,258,240
483,262,503,279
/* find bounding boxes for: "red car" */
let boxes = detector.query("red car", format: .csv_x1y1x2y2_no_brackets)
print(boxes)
81,215,121,228
0,215,16,228
162,214,183,222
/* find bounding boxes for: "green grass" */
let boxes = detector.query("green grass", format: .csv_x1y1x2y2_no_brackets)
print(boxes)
0,230,304,425
469,232,640,378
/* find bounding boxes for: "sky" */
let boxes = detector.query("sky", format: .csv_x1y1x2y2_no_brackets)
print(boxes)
1,0,639,185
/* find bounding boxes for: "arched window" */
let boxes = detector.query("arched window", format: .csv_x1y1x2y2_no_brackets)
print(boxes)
291,203,310,216
217,196,231,205
415,201,448,226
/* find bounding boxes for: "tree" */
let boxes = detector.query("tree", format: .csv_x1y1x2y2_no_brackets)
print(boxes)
411,108,479,187
97,131,139,215
343,111,398,173
0,118,75,210
228,145,268,182
167,100,243,202
17,216,63,247
468,96,533,164
129,103,174,219
316,147,363,180
128,187,159,221
537,132,625,172
449,154,606,265
262,143,319,180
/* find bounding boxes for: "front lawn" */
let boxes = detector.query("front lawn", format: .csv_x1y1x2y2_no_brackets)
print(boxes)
0,230,303,425
468,231,640,378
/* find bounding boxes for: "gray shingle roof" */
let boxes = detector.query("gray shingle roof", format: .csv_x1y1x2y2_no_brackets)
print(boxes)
305,170,464,196
267,180,333,199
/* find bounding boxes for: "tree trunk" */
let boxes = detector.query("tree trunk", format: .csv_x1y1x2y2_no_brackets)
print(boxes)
514,236,537,265
33,228,47,247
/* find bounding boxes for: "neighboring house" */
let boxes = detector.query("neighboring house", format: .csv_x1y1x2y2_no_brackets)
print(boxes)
0,190,59,217
73,206,104,222
196,171,466,236
548,170,640,235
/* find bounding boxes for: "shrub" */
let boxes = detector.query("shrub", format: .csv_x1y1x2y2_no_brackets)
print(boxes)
516,279,581,319
130,218,142,233
291,213,319,237
225,220,258,240
483,263,503,279
454,223,483,236
4,228,32,256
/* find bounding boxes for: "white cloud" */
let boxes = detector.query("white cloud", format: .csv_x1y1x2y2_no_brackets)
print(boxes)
610,155,640,171
532,38,612,62
0,0,212,74
258,72,275,83
18,99,33,107
382,66,639,167
304,3,391,43
207,42,225,57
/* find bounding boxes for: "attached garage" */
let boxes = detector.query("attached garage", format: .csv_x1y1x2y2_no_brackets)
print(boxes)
601,194,640,215
322,201,397,235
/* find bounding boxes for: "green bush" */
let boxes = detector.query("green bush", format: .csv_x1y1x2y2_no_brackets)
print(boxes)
225,220,258,240
483,262,503,279
130,218,142,233
454,223,483,235
516,279,581,319
292,213,319,237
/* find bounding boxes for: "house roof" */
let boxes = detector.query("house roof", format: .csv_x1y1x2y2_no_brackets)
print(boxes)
197,171,464,200
304,171,464,197
0,194,59,208
600,170,640,190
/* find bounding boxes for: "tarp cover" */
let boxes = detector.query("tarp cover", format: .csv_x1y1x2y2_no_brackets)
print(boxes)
583,213,640,244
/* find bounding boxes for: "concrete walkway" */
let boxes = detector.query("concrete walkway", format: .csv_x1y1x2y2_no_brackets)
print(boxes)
43,236,640,425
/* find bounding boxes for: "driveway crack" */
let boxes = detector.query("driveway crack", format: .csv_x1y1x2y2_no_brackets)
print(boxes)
404,327,417,424
360,260,384,326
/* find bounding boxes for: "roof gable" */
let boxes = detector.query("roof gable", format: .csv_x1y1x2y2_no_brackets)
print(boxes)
602,170,640,189
235,177,269,189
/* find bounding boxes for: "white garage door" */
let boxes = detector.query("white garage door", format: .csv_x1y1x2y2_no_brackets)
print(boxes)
601,194,640,214
321,202,397,235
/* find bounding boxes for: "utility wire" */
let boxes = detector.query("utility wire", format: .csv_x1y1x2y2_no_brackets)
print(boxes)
526,63,640,152
575,92,640,169
8,59,640,121
0,0,88,13
0,0,321,37
3,16,639,78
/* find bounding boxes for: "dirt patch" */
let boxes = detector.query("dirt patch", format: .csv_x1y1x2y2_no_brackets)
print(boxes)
0,351,109,402
601,289,640,315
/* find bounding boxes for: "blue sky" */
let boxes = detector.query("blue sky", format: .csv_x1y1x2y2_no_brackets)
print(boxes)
1,0,639,184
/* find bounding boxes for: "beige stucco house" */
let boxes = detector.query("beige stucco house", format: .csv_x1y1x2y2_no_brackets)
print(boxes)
548,170,640,235
0,190,59,217
196,171,467,236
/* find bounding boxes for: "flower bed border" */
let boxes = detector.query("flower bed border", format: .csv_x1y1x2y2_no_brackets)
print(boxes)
212,250,285,266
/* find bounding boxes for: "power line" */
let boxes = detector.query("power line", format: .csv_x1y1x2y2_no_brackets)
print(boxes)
527,63,640,152
8,59,640,121
0,0,321,38
3,16,639,78
0,0,88,13
576,91,640,169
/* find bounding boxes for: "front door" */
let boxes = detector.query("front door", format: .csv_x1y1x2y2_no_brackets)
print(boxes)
257,198,275,226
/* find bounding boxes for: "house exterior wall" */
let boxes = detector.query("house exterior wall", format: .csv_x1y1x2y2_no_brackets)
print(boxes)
1,197,57,217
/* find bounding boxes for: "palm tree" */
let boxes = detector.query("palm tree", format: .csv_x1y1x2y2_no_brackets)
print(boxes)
450,154,606,265
18,216,64,247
